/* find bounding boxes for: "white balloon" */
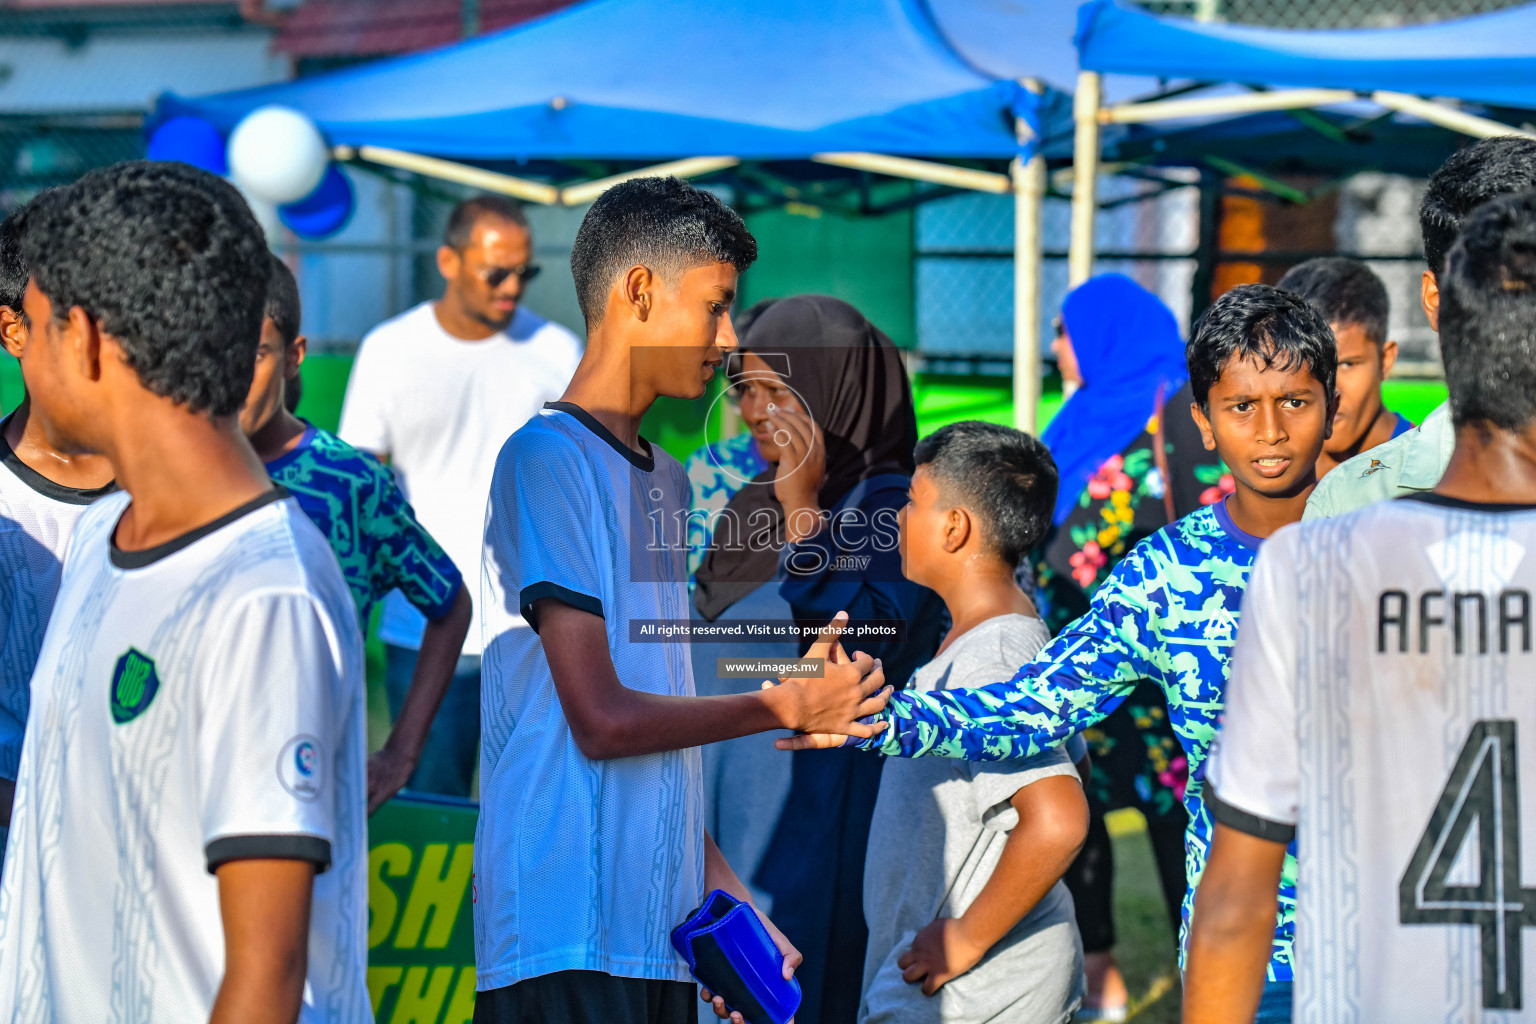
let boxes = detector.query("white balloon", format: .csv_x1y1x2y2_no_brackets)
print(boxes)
226,105,329,205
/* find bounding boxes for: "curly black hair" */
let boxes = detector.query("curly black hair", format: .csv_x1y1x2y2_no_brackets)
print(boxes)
1439,191,1536,430
14,161,269,417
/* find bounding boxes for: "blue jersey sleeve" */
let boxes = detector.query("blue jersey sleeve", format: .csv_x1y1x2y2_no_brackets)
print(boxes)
858,543,1166,760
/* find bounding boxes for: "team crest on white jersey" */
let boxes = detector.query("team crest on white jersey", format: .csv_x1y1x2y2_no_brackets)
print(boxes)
109,648,159,724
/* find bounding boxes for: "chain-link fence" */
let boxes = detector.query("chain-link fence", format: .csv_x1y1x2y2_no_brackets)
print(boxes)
912,169,1442,378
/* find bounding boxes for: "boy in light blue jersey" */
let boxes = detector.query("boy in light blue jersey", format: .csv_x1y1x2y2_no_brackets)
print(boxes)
240,255,470,813
784,284,1338,1023
474,178,891,1024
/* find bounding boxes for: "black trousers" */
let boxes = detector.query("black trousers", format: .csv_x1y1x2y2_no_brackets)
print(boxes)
474,971,696,1024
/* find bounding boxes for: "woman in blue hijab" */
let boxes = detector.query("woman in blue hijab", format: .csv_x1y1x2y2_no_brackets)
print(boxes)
1041,273,1190,527
1034,274,1225,1022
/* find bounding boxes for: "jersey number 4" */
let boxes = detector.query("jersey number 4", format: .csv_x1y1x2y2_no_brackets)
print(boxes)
1400,720,1536,1009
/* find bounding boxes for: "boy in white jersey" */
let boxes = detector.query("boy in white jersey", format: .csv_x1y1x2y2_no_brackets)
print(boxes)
0,161,368,1022
477,177,891,1024
1186,191,1536,1022
0,212,115,838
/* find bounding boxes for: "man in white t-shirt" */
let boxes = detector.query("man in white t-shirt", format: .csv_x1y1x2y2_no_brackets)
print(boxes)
1185,193,1536,1023
0,161,368,1022
0,212,116,847
339,194,581,796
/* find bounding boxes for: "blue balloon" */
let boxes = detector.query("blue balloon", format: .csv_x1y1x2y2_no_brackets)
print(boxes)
279,165,355,239
146,117,227,175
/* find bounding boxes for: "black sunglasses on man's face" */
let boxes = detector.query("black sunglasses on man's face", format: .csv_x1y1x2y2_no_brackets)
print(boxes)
481,264,541,289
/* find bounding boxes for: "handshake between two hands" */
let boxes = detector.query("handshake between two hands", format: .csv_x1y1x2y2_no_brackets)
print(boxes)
700,610,892,1024
762,610,893,752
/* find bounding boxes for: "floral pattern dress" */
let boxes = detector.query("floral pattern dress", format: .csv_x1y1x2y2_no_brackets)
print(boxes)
1034,382,1225,820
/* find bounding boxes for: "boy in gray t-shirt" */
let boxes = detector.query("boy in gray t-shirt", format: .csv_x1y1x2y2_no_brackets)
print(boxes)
860,422,1087,1024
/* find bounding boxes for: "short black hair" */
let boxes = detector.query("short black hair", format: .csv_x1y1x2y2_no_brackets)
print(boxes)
1188,284,1338,411
569,177,757,327
1276,257,1389,346
1421,137,1536,278
265,253,301,348
14,160,269,417
913,420,1057,568
0,210,26,314
444,194,528,249
1438,191,1536,431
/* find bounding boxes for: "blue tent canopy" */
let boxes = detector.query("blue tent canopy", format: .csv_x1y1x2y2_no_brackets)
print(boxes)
159,0,1046,161
1076,0,1536,110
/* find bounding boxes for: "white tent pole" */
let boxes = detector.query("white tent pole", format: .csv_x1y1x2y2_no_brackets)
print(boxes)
559,157,742,205
1102,87,1355,125
1371,91,1536,140
339,145,1020,208
1068,70,1102,287
811,153,1011,193
1013,80,1047,434
333,145,561,204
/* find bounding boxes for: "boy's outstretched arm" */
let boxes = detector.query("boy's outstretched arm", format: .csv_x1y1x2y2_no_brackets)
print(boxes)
778,551,1162,759
210,858,315,1024
1182,822,1286,1024
367,585,472,812
899,773,1088,995
699,831,802,1023
537,604,889,760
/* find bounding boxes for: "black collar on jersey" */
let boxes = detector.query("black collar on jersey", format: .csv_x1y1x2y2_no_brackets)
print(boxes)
0,416,117,506
543,401,655,472
110,486,291,570
1399,491,1536,513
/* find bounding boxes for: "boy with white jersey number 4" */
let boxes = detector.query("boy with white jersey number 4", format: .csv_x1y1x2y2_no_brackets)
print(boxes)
476,177,890,1024
1187,191,1536,1022
0,162,368,1022
0,211,116,846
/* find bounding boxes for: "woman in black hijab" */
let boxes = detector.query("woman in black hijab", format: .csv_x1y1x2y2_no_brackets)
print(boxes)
691,295,943,1024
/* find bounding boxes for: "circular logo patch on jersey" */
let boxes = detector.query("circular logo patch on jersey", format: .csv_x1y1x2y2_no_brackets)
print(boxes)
109,649,160,725
278,735,324,802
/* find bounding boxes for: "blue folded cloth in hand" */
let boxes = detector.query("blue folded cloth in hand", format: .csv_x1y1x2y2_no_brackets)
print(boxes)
671,890,801,1024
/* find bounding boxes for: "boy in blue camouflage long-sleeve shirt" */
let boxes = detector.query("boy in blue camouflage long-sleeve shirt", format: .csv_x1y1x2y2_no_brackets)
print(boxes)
784,284,1338,1021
